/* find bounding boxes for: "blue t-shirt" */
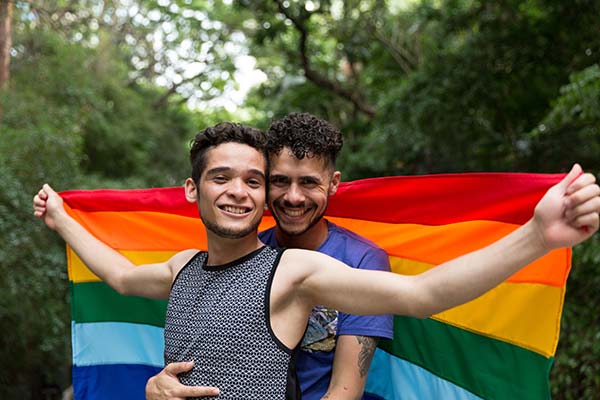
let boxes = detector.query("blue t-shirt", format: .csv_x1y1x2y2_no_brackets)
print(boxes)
259,221,393,400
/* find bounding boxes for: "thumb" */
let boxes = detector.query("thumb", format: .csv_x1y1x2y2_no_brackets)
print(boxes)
558,164,583,191
42,183,58,197
165,361,194,376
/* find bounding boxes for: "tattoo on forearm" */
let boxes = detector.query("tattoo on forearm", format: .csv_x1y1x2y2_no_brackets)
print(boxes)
356,336,378,377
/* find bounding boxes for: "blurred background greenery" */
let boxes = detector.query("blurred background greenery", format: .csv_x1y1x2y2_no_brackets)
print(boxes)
0,0,598,398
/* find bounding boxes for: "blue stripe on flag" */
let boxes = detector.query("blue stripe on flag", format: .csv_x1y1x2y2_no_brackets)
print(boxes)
72,321,164,367
73,364,162,400
365,348,483,399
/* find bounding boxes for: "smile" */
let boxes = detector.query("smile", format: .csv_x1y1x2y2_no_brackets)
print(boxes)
280,207,309,217
220,205,251,215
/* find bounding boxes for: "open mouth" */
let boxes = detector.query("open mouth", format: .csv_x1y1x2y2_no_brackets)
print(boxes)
280,207,310,218
219,205,252,215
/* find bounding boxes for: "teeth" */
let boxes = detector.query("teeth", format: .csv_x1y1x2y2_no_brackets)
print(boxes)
223,206,248,214
283,209,305,217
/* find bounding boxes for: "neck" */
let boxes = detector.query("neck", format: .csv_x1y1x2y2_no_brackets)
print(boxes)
206,231,264,265
275,219,329,250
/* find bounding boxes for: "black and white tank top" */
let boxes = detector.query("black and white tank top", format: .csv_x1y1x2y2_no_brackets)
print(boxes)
164,246,300,399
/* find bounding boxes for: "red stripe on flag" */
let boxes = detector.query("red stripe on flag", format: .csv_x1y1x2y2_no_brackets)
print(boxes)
61,173,563,225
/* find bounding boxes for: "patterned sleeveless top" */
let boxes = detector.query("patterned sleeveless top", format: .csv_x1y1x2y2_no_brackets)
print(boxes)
164,246,300,399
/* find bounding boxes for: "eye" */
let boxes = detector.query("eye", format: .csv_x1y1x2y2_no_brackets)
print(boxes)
300,178,319,188
269,176,289,187
247,178,262,188
213,175,228,183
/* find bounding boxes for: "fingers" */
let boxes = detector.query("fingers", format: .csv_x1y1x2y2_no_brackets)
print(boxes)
147,362,220,399
565,181,600,209
43,183,58,196
560,163,583,192
173,385,220,397
38,187,48,200
566,171,596,196
562,167,600,234
570,212,599,231
164,361,195,375
164,362,221,396
33,186,49,217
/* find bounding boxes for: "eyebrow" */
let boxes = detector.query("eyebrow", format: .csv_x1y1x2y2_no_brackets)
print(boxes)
269,174,289,180
299,176,321,184
269,173,321,184
205,166,266,180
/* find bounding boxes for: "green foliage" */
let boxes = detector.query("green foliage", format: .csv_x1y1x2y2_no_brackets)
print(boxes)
542,65,600,398
1,29,86,398
526,64,600,171
552,236,600,399
0,108,81,399
241,0,600,177
11,27,192,187
1,15,196,398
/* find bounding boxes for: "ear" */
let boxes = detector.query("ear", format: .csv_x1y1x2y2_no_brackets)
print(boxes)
184,178,199,204
328,170,341,196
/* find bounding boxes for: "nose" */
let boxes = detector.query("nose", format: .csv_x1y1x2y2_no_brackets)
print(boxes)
227,178,247,199
283,183,305,205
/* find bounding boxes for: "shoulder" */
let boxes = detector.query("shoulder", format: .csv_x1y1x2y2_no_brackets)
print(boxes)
258,226,278,247
327,222,383,252
280,248,320,269
324,223,389,271
168,249,202,276
279,248,346,281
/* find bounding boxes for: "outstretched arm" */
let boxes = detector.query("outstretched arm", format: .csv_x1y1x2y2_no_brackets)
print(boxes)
291,164,599,318
33,184,188,299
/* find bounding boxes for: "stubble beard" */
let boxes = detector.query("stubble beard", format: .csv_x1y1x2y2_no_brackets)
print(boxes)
272,202,328,238
201,215,262,240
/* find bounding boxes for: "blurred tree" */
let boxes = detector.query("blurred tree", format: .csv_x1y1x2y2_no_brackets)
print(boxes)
526,64,600,398
526,64,600,171
0,0,12,90
0,2,204,396
235,0,599,178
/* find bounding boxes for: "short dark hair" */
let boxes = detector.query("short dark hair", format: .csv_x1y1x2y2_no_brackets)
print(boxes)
266,112,343,168
190,122,266,183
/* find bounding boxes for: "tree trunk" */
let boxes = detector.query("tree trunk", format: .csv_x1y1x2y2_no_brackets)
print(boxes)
0,0,14,91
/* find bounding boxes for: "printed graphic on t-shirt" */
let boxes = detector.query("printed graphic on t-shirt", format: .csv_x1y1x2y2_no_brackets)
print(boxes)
301,306,338,352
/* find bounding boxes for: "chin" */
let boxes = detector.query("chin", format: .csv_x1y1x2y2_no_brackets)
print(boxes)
280,225,310,237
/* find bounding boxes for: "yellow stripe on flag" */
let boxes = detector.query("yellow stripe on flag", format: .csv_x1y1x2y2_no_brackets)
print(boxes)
389,256,563,356
68,248,178,283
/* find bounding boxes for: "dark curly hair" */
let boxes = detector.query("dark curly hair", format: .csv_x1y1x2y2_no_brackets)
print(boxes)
266,112,343,168
190,122,267,183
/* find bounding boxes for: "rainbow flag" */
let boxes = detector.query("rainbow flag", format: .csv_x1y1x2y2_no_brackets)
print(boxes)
62,173,569,399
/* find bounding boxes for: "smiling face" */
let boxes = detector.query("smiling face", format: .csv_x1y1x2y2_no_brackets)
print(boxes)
268,148,340,239
186,142,267,240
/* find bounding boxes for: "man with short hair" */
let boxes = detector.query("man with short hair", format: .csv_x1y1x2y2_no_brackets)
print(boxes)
34,122,600,400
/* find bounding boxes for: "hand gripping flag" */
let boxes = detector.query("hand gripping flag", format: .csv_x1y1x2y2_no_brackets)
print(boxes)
62,173,569,399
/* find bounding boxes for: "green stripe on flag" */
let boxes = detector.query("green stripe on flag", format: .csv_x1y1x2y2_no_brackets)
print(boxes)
70,281,167,327
380,316,553,400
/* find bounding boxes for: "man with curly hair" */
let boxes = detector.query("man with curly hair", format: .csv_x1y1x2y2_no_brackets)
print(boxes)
259,112,393,399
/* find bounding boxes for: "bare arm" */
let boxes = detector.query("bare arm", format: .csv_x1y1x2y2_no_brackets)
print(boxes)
321,335,378,399
33,184,192,298
290,164,600,318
